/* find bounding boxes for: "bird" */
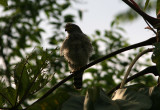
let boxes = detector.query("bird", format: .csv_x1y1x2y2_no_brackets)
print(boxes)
60,23,93,89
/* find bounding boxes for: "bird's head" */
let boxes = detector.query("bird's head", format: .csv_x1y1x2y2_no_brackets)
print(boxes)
65,23,83,34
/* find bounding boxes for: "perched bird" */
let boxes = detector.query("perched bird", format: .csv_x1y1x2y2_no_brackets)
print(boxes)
60,23,93,89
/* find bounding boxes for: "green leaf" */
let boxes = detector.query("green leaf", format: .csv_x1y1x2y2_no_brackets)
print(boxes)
0,81,11,107
61,2,70,10
85,68,98,73
64,14,74,22
78,10,83,20
0,86,16,107
144,0,150,11
14,59,30,100
27,48,52,94
151,43,160,74
13,48,53,103
83,87,119,110
0,0,8,7
95,30,101,36
28,91,70,110
30,35,40,43
112,84,152,110
156,0,160,14
149,86,160,110
6,87,16,106
62,95,84,110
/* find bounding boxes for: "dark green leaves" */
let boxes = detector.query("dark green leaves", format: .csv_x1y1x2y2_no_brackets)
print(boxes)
12,48,53,109
62,87,119,110
84,87,119,110
149,86,160,110
64,14,75,22
0,0,8,7
61,86,160,110
95,30,101,36
78,10,83,20
156,0,160,14
0,82,16,108
62,95,84,110
152,43,160,74
144,0,150,11
28,90,71,110
61,2,71,10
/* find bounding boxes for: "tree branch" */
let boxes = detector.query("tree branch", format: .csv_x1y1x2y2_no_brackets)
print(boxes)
122,0,160,28
107,66,159,96
120,48,153,88
86,36,156,70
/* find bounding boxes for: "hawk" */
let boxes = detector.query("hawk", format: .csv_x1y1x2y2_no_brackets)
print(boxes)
60,23,93,89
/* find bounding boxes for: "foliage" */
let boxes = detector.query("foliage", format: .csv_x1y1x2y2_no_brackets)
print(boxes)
0,0,8,7
31,86,159,110
115,0,156,23
0,48,53,109
152,43,160,74
156,0,160,14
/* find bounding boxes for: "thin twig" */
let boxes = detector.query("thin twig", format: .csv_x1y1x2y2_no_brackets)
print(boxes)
144,19,157,34
120,48,154,89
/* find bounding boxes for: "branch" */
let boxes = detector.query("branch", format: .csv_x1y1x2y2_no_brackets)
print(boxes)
107,66,159,96
120,48,153,88
86,36,156,70
122,0,160,29
25,36,156,109
144,19,157,34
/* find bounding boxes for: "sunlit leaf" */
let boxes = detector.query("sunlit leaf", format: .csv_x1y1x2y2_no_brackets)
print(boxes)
112,84,152,110
144,0,150,11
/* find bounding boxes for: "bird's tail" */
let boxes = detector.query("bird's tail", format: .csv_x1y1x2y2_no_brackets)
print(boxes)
73,71,83,89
